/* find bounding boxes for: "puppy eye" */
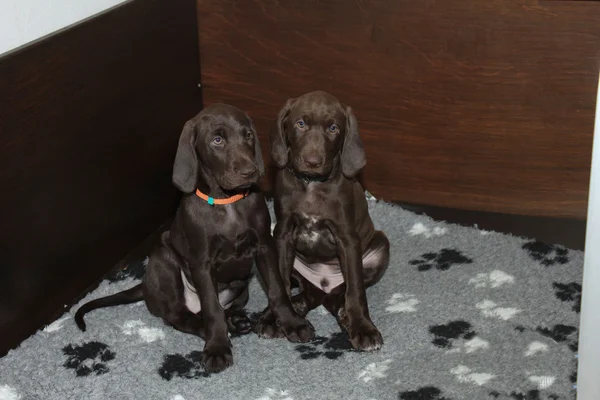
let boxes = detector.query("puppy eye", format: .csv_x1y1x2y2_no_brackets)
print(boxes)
212,136,223,145
245,131,254,140
328,124,339,133
295,120,306,129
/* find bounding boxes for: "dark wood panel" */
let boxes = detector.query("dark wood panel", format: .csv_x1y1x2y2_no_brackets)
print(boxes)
197,0,599,218
0,0,201,355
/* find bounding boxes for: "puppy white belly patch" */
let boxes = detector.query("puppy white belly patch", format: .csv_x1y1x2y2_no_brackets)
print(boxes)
293,248,379,294
180,270,236,314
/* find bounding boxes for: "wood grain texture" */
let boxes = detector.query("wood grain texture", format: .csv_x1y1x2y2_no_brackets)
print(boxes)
197,0,599,218
0,0,201,354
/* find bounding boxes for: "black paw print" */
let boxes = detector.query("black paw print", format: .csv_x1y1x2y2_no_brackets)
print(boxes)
429,320,476,348
510,390,559,400
553,282,582,313
62,341,116,377
106,258,147,282
410,249,473,271
489,390,560,400
522,241,569,267
158,351,210,381
399,386,451,400
536,324,578,352
295,332,352,360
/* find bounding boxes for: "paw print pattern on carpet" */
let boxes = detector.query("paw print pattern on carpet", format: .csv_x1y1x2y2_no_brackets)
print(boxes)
469,270,514,289
62,341,116,377
528,376,556,390
295,332,352,360
489,390,560,400
552,282,581,313
43,316,70,333
410,249,473,271
450,365,495,386
522,242,569,267
386,293,419,313
524,341,549,357
121,320,165,343
158,351,209,381
255,387,294,400
106,258,148,282
429,320,476,349
0,384,22,400
357,359,392,383
408,222,448,238
476,300,520,320
535,324,578,352
398,386,452,400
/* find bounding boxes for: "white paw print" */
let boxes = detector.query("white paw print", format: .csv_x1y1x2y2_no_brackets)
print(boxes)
0,385,21,400
408,222,447,238
447,336,490,354
529,376,556,390
385,293,419,313
476,300,520,320
358,359,393,383
451,365,495,386
43,316,70,333
525,341,549,357
122,320,165,343
469,270,514,288
256,388,293,400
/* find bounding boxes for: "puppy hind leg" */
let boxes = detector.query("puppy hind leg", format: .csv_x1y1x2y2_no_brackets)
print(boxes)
291,272,327,317
322,287,347,328
362,230,390,288
163,308,207,339
322,230,389,330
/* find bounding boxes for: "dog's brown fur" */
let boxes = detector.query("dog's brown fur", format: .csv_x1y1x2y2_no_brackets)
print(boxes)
255,91,390,351
75,104,314,373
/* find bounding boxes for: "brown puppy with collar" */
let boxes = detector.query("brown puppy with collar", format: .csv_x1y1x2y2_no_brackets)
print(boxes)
255,91,390,351
75,104,314,373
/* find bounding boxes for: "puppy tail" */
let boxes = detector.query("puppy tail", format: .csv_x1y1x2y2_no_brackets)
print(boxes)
74,284,144,332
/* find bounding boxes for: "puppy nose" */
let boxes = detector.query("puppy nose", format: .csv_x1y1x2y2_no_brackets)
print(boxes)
237,165,258,178
303,155,324,168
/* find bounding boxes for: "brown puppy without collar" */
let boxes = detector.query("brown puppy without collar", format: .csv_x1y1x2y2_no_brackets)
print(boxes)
75,104,314,373
255,91,390,351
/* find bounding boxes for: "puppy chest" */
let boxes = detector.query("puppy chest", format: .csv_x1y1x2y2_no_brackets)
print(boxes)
294,214,336,256
217,232,257,259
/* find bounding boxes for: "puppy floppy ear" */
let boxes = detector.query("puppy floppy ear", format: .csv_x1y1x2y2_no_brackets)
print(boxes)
341,106,366,178
172,120,199,193
250,121,265,176
270,98,294,168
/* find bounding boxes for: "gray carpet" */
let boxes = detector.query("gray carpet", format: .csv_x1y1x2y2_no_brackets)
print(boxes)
0,199,583,400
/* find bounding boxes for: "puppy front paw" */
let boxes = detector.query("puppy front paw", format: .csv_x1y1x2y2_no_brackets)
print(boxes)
253,308,285,339
201,343,233,373
279,315,315,343
347,320,383,352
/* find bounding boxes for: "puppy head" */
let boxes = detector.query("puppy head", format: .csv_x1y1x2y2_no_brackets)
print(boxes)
271,90,366,179
172,104,264,193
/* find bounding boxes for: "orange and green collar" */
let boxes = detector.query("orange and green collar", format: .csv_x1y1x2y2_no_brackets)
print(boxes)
195,188,249,206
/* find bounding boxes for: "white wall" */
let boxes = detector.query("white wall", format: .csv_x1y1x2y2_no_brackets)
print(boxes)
0,0,128,56
577,71,600,399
